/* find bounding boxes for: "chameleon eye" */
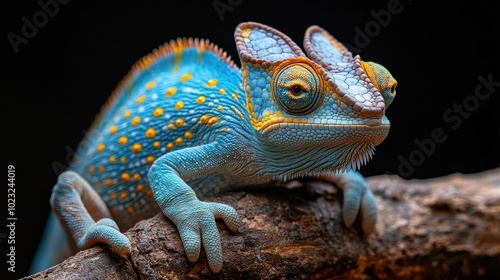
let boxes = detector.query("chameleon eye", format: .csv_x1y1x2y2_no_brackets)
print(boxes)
291,85,303,96
272,61,325,115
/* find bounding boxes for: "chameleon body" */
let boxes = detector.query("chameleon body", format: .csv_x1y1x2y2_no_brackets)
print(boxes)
30,22,397,273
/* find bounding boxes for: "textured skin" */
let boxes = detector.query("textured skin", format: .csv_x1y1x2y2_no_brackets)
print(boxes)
31,22,397,274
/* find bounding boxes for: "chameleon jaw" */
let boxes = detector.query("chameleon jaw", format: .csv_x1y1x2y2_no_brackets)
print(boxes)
261,122,391,147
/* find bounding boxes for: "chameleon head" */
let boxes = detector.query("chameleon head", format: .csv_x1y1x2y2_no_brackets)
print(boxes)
235,22,397,173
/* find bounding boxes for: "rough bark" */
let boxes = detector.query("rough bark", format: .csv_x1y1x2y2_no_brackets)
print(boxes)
24,169,500,280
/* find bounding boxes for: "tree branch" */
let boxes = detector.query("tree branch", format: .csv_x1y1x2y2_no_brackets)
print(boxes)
24,169,500,279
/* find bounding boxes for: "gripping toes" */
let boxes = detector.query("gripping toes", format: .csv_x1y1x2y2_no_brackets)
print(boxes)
169,200,240,273
78,218,131,255
340,172,377,235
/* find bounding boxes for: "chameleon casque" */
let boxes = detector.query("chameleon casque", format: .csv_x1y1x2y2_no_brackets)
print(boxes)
31,21,397,274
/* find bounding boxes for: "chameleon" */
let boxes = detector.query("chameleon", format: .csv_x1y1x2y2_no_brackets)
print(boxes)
30,21,397,274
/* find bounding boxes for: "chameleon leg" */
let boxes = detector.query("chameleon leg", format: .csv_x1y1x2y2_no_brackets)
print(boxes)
50,170,131,255
319,170,377,235
148,142,240,273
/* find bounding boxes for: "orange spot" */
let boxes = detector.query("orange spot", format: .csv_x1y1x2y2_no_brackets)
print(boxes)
133,173,141,181
121,172,131,182
166,142,174,151
175,137,184,146
196,95,206,104
175,101,184,110
109,156,116,164
217,105,224,111
120,157,127,164
167,123,175,130
88,166,95,174
153,141,161,148
218,88,226,94
124,110,132,119
184,131,193,140
111,192,117,200
180,72,192,82
153,107,164,117
208,116,220,126
206,79,217,87
109,125,118,135
120,192,128,200
131,143,142,153
232,93,239,100
136,95,146,105
175,118,185,127
146,155,155,164
127,206,134,213
199,115,210,124
98,165,105,173
145,128,157,138
136,216,144,222
131,116,141,126
165,87,177,97
146,189,153,197
97,143,105,153
118,136,128,146
104,178,111,186
145,80,157,90
136,184,145,192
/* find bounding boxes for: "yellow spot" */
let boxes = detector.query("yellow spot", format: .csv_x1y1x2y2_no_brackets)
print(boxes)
153,107,164,117
121,172,131,182
131,116,141,126
241,28,251,38
146,155,155,164
98,165,105,173
220,128,227,132
217,105,224,111
136,95,146,105
104,179,111,187
175,101,184,110
200,115,221,126
136,184,145,192
109,156,116,164
145,80,157,90
196,95,206,104
180,72,192,82
133,173,141,181
124,110,132,119
109,125,118,135
88,166,95,174
145,128,157,138
208,116,220,126
218,88,226,94
131,143,142,153
165,87,177,97
206,79,218,87
127,206,134,213
184,131,193,140
120,192,128,200
153,141,161,148
146,190,153,197
175,118,185,127
175,137,184,146
232,93,239,100
120,157,126,164
118,136,128,146
167,123,175,130
111,192,117,199
97,143,105,153
166,142,174,151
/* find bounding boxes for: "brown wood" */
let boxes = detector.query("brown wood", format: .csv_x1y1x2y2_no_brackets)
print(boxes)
24,168,500,279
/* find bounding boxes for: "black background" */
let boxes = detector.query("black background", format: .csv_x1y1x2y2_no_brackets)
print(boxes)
2,0,499,278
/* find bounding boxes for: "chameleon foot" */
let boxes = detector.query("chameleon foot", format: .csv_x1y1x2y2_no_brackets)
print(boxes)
78,218,131,255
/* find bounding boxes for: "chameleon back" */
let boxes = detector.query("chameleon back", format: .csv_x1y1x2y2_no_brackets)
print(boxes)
71,39,245,229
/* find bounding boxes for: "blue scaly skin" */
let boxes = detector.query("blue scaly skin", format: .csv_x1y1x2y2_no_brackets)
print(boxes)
30,22,397,274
